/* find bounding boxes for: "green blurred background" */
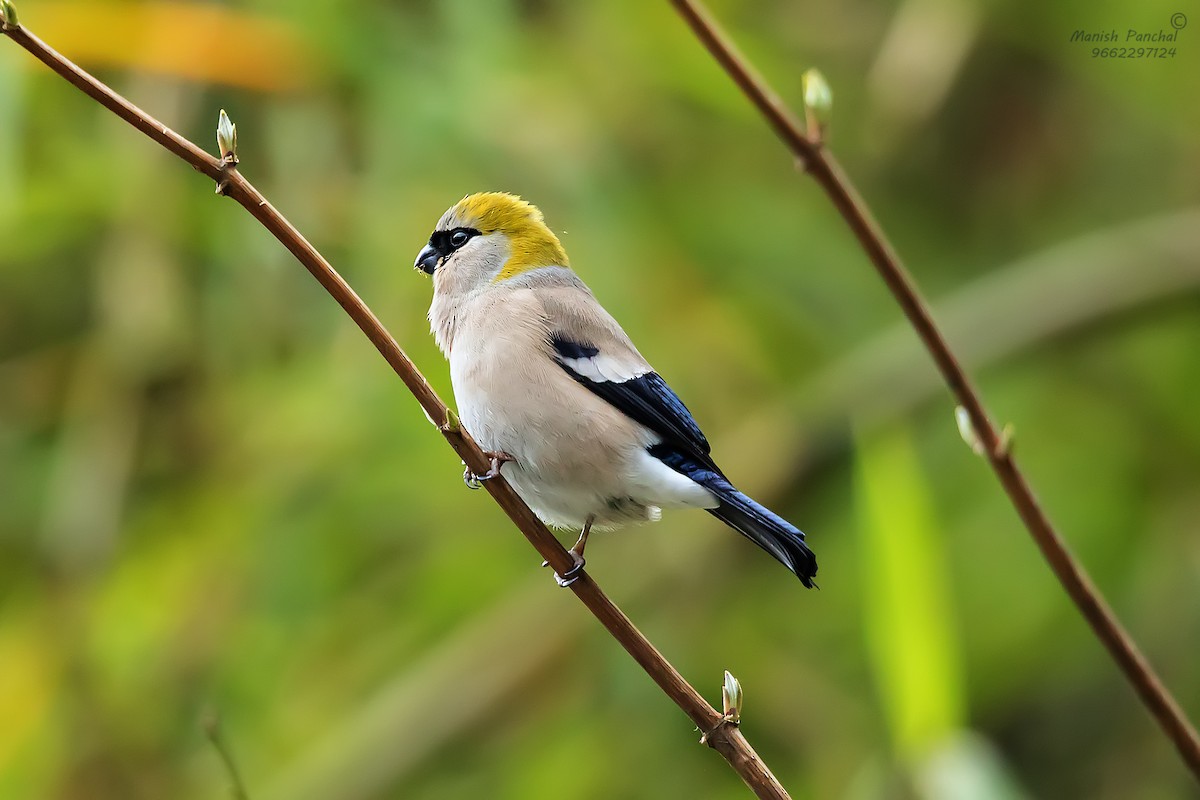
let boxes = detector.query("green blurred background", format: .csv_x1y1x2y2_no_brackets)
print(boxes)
1,1,1198,798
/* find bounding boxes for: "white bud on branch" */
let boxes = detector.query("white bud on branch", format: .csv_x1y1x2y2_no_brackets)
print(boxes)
216,109,238,164
0,0,19,29
801,68,832,142
722,670,742,724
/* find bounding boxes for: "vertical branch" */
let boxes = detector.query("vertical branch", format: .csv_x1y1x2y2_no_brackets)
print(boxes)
667,0,1200,781
2,14,793,800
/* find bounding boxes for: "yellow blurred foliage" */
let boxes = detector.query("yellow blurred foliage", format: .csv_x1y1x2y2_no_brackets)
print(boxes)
17,1,312,90
0,624,57,774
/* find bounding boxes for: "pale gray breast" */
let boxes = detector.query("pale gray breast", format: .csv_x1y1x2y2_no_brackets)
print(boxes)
447,289,554,458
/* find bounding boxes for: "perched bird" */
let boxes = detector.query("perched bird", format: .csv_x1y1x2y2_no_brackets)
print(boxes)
414,192,816,587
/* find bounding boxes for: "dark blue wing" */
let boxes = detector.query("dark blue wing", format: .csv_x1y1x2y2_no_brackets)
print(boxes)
551,332,816,585
550,334,719,473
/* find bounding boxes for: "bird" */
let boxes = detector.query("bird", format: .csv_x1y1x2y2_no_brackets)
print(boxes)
414,192,816,588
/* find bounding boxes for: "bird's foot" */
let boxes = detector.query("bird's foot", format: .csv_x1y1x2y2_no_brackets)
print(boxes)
540,517,593,587
541,549,586,587
463,451,515,489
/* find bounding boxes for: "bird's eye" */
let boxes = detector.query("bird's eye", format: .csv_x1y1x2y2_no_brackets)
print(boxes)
450,229,471,248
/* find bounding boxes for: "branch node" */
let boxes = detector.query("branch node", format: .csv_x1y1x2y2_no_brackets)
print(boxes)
994,423,1016,459
441,407,462,433
214,168,238,195
700,715,740,746
214,110,239,195
701,670,743,744
955,406,1016,460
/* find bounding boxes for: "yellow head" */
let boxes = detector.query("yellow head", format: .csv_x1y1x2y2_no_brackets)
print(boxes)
414,192,569,286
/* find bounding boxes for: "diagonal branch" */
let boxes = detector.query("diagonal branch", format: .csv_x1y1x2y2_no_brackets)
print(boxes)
667,0,1200,782
0,13,793,800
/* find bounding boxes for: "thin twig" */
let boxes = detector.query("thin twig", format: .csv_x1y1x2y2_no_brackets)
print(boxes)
667,0,1200,781
203,708,251,800
0,16,791,800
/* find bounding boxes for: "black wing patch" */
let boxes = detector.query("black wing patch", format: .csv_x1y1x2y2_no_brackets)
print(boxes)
551,334,718,473
549,334,598,361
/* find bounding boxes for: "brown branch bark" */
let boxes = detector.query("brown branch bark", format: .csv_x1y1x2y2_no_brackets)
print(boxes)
0,15,793,800
667,0,1200,782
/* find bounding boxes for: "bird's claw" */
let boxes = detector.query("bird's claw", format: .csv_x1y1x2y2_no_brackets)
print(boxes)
541,550,586,588
463,466,483,490
539,517,592,587
463,451,514,489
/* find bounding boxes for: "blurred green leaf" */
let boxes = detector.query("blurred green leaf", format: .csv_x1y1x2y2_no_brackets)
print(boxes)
856,424,964,761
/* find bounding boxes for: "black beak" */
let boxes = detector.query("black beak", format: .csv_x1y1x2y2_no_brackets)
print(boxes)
415,244,441,275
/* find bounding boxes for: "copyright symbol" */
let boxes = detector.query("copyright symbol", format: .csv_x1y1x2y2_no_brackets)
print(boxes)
1170,12,1187,29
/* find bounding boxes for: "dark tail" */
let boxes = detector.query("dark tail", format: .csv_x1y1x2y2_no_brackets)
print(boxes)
651,446,817,587
706,486,817,588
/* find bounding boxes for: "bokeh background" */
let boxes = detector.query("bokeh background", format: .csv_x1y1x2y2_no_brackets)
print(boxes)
1,1,1198,798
